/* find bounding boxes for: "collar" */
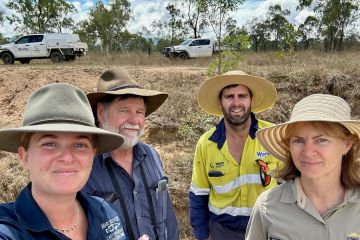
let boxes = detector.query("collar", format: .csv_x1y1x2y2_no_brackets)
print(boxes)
208,112,259,149
14,183,101,237
280,177,360,207
99,142,148,168
14,183,54,233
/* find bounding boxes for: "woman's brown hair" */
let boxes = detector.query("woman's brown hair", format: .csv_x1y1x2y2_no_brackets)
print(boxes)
276,121,360,189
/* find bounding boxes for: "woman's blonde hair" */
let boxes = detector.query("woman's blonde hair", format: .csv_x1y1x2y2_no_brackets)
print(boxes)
277,121,360,189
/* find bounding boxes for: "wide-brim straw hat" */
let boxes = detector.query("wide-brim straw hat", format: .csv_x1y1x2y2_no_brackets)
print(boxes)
0,83,124,153
197,70,277,116
87,68,168,117
256,94,360,161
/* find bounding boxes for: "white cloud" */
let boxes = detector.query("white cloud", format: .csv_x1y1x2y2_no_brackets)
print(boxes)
294,7,315,25
127,0,172,34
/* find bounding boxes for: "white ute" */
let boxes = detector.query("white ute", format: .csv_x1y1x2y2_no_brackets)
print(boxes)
0,33,88,64
162,38,221,60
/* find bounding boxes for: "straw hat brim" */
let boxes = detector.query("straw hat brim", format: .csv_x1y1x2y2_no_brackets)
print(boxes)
0,123,124,153
197,74,277,116
256,119,360,162
87,88,168,117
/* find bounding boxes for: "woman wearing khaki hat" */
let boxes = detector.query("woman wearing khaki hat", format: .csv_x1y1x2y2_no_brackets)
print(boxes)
245,94,360,240
0,83,127,240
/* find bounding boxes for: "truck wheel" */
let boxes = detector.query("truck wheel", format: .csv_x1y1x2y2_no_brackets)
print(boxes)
2,52,15,64
50,52,63,63
177,52,188,60
67,55,76,62
20,59,31,64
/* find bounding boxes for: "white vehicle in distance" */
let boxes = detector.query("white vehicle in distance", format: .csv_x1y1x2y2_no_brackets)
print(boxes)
162,38,222,60
0,33,88,64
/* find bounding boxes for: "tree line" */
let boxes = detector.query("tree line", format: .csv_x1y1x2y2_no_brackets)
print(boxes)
0,0,359,53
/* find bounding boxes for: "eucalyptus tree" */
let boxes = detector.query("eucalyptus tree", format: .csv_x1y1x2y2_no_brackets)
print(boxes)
199,0,245,74
298,0,360,51
6,0,76,33
76,0,130,52
266,4,291,50
182,0,208,38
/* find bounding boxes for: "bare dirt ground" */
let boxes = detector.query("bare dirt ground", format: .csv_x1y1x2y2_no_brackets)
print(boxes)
0,58,359,239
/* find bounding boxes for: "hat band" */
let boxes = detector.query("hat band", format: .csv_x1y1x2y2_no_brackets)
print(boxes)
107,84,141,92
25,119,95,127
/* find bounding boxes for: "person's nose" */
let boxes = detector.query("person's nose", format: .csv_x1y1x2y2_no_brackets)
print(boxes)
301,142,316,157
57,146,75,164
127,110,142,124
232,96,243,106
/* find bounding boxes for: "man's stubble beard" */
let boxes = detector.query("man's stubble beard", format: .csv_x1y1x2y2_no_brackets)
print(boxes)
222,106,251,126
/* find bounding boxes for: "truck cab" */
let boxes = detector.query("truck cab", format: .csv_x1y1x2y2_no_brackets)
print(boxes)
12,35,47,58
162,38,214,60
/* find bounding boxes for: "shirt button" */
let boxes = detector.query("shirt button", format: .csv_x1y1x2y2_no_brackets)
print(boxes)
134,191,137,195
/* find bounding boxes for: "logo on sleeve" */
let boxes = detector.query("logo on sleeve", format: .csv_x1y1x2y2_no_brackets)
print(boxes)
256,151,270,159
101,216,126,240
347,233,360,240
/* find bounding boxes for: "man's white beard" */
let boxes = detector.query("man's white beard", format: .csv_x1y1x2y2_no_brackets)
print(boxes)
102,118,144,149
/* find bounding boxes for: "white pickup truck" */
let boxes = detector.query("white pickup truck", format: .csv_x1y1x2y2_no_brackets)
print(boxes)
0,33,88,64
162,38,221,60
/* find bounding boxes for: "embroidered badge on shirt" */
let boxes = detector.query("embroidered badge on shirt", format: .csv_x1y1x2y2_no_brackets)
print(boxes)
101,216,126,240
347,233,360,240
210,161,225,168
256,151,270,158
256,159,271,187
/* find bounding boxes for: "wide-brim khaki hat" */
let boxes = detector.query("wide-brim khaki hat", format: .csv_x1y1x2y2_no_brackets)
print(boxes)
0,83,124,153
87,68,168,117
197,71,277,115
256,94,360,161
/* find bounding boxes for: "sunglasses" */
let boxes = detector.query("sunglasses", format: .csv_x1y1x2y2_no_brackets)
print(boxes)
256,159,271,187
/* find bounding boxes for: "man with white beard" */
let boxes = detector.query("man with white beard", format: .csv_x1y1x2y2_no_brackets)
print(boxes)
82,68,179,240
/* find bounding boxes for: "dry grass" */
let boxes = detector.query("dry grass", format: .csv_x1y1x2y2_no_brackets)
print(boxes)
0,50,359,239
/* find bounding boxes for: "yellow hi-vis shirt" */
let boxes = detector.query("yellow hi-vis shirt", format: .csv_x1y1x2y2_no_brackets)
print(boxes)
189,116,281,239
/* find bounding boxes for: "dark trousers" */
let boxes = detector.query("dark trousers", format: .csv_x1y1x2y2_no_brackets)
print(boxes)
209,221,246,240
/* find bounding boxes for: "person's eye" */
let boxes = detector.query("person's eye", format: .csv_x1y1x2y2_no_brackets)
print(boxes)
74,143,89,148
42,142,56,147
316,138,328,144
119,109,128,113
137,110,145,115
291,138,304,145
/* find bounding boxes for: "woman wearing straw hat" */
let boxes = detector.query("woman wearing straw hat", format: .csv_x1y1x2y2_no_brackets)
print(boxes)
245,94,360,240
0,83,128,240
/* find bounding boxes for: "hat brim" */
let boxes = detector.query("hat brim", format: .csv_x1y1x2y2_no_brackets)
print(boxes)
256,119,360,162
197,74,277,115
0,123,124,153
87,88,168,117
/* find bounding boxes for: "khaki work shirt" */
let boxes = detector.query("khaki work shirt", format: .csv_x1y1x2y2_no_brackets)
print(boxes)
245,178,360,240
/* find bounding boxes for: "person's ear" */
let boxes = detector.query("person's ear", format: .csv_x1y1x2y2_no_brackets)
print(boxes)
18,146,29,169
343,139,354,155
97,103,106,124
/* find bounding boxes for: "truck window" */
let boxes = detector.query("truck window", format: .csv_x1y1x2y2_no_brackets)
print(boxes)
180,39,192,46
190,40,200,46
199,39,210,46
30,35,44,43
15,36,30,44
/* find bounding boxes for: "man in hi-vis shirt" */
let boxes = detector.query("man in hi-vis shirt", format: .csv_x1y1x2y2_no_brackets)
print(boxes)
189,71,281,240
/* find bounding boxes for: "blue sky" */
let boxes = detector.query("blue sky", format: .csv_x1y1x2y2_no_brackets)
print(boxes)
0,0,343,39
